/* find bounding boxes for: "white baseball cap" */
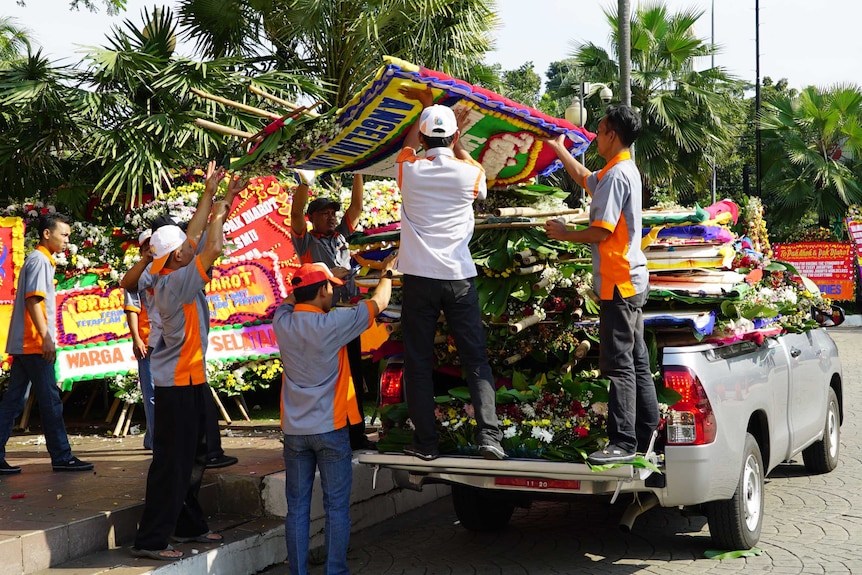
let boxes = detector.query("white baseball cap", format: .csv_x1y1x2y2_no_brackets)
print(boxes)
137,229,152,246
149,225,187,273
419,105,457,138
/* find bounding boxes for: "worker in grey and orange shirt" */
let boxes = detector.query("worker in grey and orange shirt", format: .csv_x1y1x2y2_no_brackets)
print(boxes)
0,212,94,474
131,163,246,561
273,254,396,575
543,105,657,466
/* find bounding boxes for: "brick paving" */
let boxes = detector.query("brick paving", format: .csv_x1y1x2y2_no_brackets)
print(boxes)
262,326,862,575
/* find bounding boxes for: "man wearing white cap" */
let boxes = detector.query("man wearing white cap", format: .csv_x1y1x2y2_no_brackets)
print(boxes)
394,87,504,462
131,164,245,561
123,229,156,450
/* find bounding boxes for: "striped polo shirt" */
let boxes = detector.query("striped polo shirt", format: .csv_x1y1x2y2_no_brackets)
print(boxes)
395,146,486,280
273,300,374,435
5,246,57,355
585,156,649,300
149,251,211,387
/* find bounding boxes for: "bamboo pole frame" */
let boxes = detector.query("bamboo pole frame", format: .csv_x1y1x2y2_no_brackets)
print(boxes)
191,88,282,119
194,119,254,139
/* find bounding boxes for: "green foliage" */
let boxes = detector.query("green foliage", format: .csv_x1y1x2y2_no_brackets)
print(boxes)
759,83,862,231
564,1,744,206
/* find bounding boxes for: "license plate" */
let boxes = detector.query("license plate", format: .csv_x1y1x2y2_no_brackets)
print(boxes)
494,477,581,490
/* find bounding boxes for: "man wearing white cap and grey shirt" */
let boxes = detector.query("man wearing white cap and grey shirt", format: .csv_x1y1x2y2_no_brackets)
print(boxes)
394,87,504,462
130,164,245,561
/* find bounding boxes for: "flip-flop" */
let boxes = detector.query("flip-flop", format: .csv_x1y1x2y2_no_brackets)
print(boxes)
130,545,183,560
172,531,224,544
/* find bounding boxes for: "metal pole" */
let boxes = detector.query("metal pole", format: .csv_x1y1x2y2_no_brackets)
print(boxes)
710,0,717,204
578,81,587,205
755,0,762,198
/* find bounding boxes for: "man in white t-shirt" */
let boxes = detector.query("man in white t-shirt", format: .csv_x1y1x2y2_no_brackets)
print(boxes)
394,87,504,461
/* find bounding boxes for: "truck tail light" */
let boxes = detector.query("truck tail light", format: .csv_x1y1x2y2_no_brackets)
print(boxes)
379,362,404,405
664,366,717,445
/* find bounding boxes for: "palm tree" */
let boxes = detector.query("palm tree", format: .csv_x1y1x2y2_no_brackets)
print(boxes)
0,17,31,64
176,0,498,108
759,84,862,229
0,51,88,201
76,6,318,207
571,1,743,206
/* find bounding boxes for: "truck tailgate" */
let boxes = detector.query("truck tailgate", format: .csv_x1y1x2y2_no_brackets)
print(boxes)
359,453,648,495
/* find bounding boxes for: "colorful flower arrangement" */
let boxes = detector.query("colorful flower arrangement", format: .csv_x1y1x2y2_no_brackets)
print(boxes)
206,358,279,397
231,112,342,179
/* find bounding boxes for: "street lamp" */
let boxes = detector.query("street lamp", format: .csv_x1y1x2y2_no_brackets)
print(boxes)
565,82,614,127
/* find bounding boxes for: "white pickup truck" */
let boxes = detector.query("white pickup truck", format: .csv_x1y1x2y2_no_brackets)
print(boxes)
359,326,843,549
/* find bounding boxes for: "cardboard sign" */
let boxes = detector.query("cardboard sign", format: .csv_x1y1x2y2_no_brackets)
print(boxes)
224,176,299,272
295,56,594,187
56,286,128,346
773,242,855,301
206,252,287,326
845,218,862,285
55,322,281,389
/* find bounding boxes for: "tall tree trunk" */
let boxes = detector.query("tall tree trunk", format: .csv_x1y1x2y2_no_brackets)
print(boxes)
618,0,631,107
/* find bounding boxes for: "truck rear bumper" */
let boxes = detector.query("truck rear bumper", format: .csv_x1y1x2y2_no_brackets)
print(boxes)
358,453,656,498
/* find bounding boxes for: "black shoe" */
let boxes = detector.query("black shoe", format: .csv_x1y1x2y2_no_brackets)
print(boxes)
0,459,21,474
352,437,378,451
587,444,636,465
478,443,507,460
205,454,238,469
52,457,94,472
403,445,439,461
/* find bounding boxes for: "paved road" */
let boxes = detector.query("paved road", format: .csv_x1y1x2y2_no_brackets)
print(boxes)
265,327,862,575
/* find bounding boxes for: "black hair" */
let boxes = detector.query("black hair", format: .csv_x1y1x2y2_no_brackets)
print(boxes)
293,279,328,303
419,133,456,150
37,212,71,237
603,105,642,147
150,213,178,232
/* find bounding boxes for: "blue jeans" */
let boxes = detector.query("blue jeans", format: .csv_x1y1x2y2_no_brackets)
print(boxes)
599,288,659,453
0,354,73,464
283,427,352,575
138,355,155,450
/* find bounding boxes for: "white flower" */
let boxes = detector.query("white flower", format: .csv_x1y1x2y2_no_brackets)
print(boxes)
68,244,79,255
590,402,608,417
520,404,536,418
503,426,518,439
531,426,554,443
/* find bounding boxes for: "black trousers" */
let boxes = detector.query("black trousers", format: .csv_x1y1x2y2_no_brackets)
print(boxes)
204,386,225,460
401,275,501,452
346,336,367,448
134,384,209,550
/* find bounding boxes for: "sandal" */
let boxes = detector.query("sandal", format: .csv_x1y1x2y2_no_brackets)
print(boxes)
172,531,224,544
130,545,183,560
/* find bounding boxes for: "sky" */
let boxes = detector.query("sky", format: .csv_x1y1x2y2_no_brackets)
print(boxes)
6,0,861,91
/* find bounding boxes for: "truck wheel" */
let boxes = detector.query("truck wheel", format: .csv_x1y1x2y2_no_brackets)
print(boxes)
802,387,840,474
451,484,515,531
706,433,764,549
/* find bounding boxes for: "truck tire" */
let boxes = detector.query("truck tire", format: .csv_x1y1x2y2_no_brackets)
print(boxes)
451,484,515,531
802,387,840,474
706,433,764,549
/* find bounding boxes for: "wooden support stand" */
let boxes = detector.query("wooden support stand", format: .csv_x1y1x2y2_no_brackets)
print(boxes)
210,385,232,425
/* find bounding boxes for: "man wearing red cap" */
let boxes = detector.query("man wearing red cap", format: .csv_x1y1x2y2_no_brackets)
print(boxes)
394,87,504,461
289,172,375,451
273,255,396,575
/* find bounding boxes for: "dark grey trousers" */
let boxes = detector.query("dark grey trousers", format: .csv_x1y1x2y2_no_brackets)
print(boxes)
401,275,501,452
599,287,659,453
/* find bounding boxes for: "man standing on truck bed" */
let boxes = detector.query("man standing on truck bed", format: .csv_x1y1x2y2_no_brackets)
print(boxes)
543,105,658,465
395,86,504,461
